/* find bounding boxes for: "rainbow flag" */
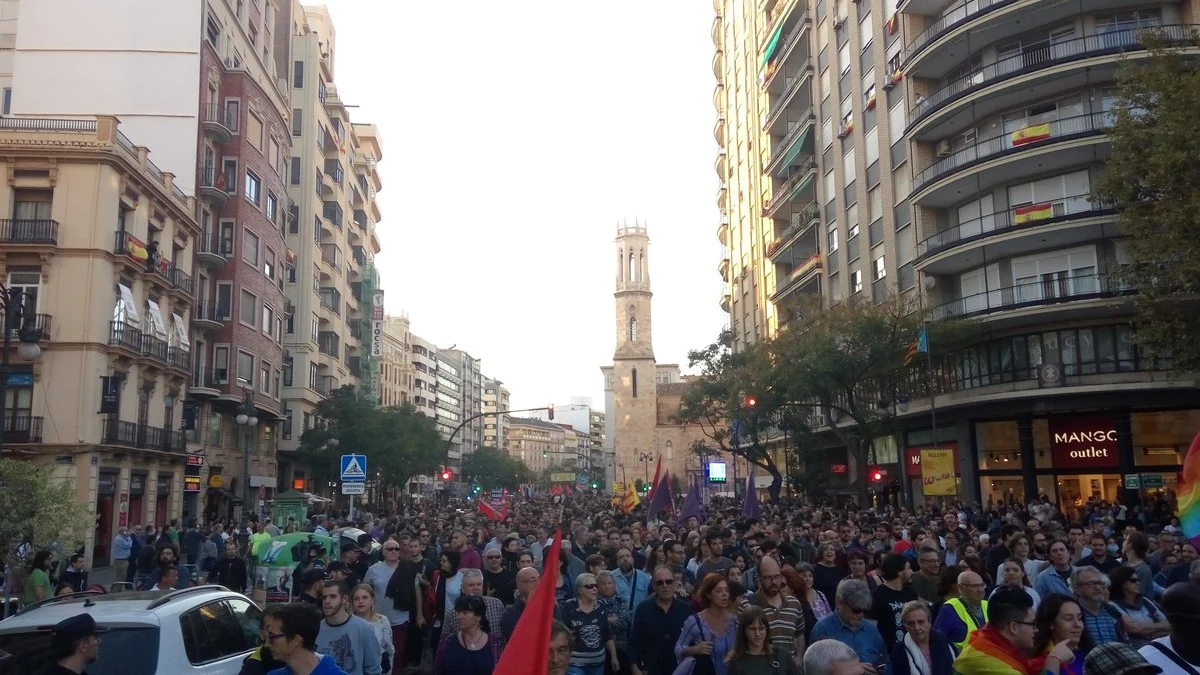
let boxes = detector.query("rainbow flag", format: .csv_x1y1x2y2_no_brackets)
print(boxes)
1180,431,1200,546
1014,202,1054,224
1011,123,1051,146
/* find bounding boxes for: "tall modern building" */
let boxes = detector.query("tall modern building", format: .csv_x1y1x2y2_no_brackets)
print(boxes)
278,4,384,491
410,332,439,419
438,347,483,471
482,377,510,450
714,0,1198,507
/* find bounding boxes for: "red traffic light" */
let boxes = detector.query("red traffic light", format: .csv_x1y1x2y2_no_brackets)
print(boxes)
746,396,757,407
872,471,883,481
548,404,555,420
441,470,452,481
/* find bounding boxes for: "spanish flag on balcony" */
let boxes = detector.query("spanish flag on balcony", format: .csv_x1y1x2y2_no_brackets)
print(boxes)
125,234,149,264
1014,202,1054,224
886,13,899,35
1011,122,1052,146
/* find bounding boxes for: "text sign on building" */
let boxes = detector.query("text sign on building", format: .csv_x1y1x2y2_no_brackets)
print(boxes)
905,443,961,477
1048,415,1120,468
370,290,385,357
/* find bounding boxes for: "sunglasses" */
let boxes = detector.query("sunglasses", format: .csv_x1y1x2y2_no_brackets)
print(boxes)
582,584,598,589
848,606,866,615
384,547,401,552
654,579,675,586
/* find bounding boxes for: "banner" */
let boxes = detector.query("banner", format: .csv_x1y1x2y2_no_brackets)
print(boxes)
920,448,957,496
1011,122,1051,146
1014,202,1054,224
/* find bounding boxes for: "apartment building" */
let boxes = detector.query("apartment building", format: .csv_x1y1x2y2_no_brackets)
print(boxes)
278,4,384,490
410,332,439,419
507,417,566,476
482,377,510,450
0,117,198,567
437,348,483,471
894,0,1200,507
380,315,413,408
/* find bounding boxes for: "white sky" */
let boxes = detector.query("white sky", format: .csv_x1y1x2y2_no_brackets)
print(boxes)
318,0,727,410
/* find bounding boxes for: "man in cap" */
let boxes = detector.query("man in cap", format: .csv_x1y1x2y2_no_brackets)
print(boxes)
1087,643,1162,675
50,613,106,675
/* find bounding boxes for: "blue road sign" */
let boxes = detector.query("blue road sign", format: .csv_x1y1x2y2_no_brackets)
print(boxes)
340,454,367,482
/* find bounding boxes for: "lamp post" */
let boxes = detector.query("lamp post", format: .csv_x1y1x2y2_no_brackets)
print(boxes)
326,436,343,518
638,451,654,489
878,391,910,507
235,389,259,521
0,286,41,454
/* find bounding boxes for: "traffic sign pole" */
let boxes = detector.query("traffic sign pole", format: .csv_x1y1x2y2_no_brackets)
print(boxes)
340,454,368,521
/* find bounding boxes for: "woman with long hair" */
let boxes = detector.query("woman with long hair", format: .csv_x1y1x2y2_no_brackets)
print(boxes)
23,550,53,605
725,606,799,675
996,535,1040,586
555,545,575,604
1032,594,1093,675
352,583,395,674
848,551,879,592
891,601,957,675
990,558,1041,609
811,543,848,604
789,562,833,643
434,594,500,675
428,549,463,652
1107,565,1170,644
675,573,741,675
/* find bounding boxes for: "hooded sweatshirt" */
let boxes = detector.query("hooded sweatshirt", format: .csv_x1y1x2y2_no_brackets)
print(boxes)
954,625,1035,675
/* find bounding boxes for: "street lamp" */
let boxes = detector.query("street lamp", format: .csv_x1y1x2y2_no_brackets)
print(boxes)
0,286,41,453
236,389,259,521
638,451,655,488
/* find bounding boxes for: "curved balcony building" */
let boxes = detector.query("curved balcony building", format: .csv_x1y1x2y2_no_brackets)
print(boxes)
898,0,1200,507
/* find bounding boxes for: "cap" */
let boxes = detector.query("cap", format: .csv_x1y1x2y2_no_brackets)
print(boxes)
1083,643,1161,675
52,614,107,646
340,541,361,554
296,568,328,587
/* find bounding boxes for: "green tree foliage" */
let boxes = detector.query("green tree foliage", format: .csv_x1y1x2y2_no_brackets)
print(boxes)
462,446,533,490
1093,30,1200,371
297,387,443,492
0,459,91,562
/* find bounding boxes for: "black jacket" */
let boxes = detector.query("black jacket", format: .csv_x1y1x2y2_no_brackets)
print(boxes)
384,559,422,612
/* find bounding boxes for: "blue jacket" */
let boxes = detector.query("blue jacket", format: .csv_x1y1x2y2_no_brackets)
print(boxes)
268,654,348,675
810,613,887,668
890,630,956,675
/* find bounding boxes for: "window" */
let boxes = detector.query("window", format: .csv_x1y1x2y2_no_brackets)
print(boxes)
215,282,233,320
820,68,832,99
283,356,293,386
205,15,221,47
239,289,257,325
213,346,230,383
227,599,263,651
264,251,276,280
632,368,638,398
272,368,281,398
266,193,278,223
889,101,905,137
893,165,911,201
308,362,319,388
222,159,238,194
824,170,837,204
1,88,10,116
292,108,302,136
259,362,271,394
236,351,254,387
822,118,834,149
869,187,883,222
262,304,274,336
286,264,297,283
293,61,304,88
180,600,254,664
242,229,259,265
224,100,240,133
842,148,856,180
828,225,840,252
310,314,319,342
269,138,281,175
851,269,864,293
873,255,887,281
860,11,874,51
1011,245,1098,301
289,157,300,186
838,43,851,75
7,269,40,316
847,204,860,238
864,128,879,166
244,170,261,206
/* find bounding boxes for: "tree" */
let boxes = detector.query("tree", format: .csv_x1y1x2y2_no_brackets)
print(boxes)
297,387,443,495
1093,28,1200,371
0,459,92,564
462,447,533,490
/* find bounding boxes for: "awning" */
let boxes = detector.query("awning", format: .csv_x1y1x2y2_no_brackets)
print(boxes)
118,284,140,327
775,126,814,178
760,22,785,68
146,299,168,339
172,313,190,350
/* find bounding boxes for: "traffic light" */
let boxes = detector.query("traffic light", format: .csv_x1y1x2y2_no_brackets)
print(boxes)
872,470,883,481
441,469,452,481
473,485,481,493
591,481,599,489
547,404,555,420
746,395,757,408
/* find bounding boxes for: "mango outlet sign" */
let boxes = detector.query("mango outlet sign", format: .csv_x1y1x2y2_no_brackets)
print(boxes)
1048,415,1120,468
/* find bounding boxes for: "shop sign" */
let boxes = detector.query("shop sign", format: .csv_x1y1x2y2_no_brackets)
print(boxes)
1049,415,1120,468
97,472,118,495
905,442,960,477
209,475,224,488
184,476,201,493
921,449,957,496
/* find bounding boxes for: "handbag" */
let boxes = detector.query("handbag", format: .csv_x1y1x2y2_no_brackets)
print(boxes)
676,614,718,675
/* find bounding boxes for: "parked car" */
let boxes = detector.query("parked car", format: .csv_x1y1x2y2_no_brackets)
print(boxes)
0,585,261,675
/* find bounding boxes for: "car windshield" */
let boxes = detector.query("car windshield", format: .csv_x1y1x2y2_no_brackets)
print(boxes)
0,626,159,675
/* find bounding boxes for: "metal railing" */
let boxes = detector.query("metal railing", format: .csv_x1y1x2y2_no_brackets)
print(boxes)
768,202,821,258
764,66,815,132
109,321,142,351
102,419,186,454
914,112,1110,191
168,264,194,295
766,110,815,174
203,102,238,132
141,334,169,362
0,219,59,245
114,130,138,157
196,233,232,259
765,161,818,216
9,314,53,341
911,26,1190,126
0,117,96,133
3,415,44,443
906,0,1019,62
197,164,231,193
193,301,227,324
929,272,1130,320
167,346,190,371
917,193,1111,258
762,11,811,88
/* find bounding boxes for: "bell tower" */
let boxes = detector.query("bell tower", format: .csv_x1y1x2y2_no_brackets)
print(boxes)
604,221,658,489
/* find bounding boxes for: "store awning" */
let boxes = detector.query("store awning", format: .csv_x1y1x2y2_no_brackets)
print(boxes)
760,22,784,68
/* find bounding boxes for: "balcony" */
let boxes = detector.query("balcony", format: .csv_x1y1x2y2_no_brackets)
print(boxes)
192,301,226,331
715,149,727,179
197,164,231,207
314,375,338,397
767,202,821,261
765,110,815,178
167,346,190,372
717,183,727,210
109,321,143,354
201,102,237,144
717,215,729,246
761,10,812,93
908,26,1192,139
916,193,1114,273
2,414,44,444
912,112,1110,205
718,257,730,280
141,334,169,364
714,116,725,144
765,161,818,218
195,233,231,267
168,264,194,297
102,418,186,454
771,252,822,301
189,369,224,398
0,219,58,246
929,272,1132,325
763,65,814,135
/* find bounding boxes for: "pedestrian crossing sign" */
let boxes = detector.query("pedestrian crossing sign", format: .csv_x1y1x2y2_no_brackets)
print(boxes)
340,454,367,481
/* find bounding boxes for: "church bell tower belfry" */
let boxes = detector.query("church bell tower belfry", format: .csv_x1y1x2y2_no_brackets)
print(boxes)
604,221,658,489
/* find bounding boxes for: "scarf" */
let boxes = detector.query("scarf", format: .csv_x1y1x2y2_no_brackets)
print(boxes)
902,633,956,675
955,625,1035,675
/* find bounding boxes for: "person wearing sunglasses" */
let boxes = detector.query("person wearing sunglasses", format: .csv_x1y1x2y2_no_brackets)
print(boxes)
809,579,887,673
954,587,1049,675
631,566,691,675
561,572,620,675
261,602,351,675
1108,566,1170,645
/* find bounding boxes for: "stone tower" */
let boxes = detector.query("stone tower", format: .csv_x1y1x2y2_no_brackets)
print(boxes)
604,223,659,489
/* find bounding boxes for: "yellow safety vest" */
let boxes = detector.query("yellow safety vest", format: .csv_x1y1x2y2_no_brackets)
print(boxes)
945,597,988,651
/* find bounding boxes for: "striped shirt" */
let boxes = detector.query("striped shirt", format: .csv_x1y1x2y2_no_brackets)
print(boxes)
741,591,806,656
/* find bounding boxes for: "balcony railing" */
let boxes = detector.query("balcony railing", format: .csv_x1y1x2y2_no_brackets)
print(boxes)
768,203,821,258
168,264,194,295
193,301,228,324
917,193,1112,259
198,164,231,193
3,414,44,443
168,346,190,371
197,233,232,260
906,0,1020,63
761,10,811,88
6,314,53,341
203,102,238,132
765,162,818,216
109,321,142,351
929,272,1130,320
141,334,169,362
911,26,1190,127
914,112,1110,191
102,418,186,454
766,110,815,175
0,219,58,245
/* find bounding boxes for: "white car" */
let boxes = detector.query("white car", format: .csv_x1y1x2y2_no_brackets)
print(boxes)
0,585,262,675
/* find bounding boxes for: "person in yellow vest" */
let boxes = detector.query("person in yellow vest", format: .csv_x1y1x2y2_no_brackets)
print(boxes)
933,571,988,650
248,520,273,587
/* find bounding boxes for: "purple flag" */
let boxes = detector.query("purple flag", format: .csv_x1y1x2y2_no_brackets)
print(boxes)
742,470,761,519
677,474,705,524
646,471,672,518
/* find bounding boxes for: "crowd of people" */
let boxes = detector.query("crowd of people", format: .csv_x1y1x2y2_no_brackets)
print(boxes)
30,488,1200,675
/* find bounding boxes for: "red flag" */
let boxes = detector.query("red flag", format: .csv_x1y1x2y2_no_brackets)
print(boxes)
495,527,562,675
479,500,506,522
647,456,663,500
550,484,560,496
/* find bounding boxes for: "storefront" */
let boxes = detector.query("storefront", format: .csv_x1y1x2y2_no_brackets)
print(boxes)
128,471,147,528
974,410,1190,515
94,470,119,567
